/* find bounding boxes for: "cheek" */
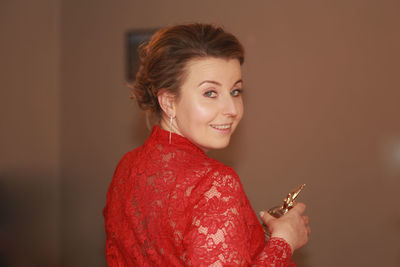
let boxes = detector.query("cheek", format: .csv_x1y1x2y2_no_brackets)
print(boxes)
182,100,217,124
236,99,244,119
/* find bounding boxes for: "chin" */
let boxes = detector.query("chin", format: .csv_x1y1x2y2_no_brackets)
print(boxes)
208,139,231,151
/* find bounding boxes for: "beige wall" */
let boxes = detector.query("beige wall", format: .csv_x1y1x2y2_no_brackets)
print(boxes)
2,0,400,266
0,0,60,266
61,1,400,266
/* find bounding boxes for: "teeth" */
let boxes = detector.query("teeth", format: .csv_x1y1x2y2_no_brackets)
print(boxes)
211,124,231,130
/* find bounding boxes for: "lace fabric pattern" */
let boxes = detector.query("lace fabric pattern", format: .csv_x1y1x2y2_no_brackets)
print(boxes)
104,126,296,266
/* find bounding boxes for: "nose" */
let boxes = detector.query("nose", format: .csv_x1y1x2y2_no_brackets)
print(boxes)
222,95,239,117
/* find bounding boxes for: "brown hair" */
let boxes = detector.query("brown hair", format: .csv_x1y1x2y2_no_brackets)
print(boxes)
132,23,244,120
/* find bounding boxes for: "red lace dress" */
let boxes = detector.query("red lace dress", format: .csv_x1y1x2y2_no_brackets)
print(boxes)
104,126,296,266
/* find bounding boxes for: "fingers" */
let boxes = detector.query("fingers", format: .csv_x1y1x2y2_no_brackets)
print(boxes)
303,216,311,236
261,205,311,252
292,202,306,214
259,211,275,226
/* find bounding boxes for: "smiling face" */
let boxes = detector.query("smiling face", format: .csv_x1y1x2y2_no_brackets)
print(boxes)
169,57,244,151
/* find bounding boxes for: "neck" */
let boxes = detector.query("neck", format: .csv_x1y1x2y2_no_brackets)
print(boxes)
159,115,169,132
158,115,209,153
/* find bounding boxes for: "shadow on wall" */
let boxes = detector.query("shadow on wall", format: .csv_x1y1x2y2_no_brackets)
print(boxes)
292,249,309,266
0,171,59,267
129,109,154,146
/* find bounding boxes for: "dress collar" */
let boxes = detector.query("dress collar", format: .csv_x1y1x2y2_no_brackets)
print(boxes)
148,125,206,156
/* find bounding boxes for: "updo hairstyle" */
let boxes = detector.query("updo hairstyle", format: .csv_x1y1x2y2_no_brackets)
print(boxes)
132,23,244,120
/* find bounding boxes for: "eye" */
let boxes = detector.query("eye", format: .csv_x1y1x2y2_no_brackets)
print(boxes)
231,88,243,97
204,90,217,98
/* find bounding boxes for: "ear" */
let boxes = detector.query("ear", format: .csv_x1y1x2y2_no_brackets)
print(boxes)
157,90,176,117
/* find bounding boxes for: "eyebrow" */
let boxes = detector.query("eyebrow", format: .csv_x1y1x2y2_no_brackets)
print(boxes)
198,79,243,87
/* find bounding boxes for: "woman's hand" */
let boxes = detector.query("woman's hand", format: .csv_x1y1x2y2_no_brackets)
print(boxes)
260,202,311,253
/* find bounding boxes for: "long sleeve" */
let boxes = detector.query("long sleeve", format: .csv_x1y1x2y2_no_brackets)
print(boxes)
184,167,296,266
104,152,136,266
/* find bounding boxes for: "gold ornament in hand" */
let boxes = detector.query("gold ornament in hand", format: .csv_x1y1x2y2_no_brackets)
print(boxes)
263,184,306,240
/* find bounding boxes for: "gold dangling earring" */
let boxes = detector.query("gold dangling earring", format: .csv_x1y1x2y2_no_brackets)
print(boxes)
169,115,173,144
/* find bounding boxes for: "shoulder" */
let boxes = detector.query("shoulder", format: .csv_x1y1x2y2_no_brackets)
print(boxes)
190,157,243,200
109,145,146,186
114,147,141,172
204,157,239,181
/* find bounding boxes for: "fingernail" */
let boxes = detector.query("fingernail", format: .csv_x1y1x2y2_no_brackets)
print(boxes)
259,211,265,217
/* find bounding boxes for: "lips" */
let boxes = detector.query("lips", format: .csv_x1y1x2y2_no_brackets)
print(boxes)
210,124,232,130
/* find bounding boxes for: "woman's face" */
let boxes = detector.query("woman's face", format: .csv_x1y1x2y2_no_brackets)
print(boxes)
172,57,244,151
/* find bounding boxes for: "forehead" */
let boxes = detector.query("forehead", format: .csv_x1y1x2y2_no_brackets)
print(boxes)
182,57,242,85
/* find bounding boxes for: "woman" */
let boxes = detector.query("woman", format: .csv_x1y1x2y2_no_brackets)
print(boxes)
104,23,310,266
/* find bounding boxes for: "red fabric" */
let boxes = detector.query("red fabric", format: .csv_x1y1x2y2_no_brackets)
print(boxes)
104,126,296,266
